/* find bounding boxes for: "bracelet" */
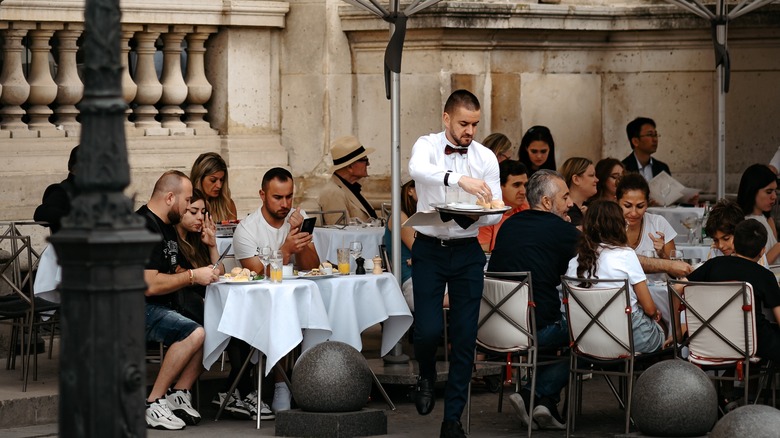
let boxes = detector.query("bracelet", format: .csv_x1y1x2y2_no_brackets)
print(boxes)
444,171,452,187
188,269,194,285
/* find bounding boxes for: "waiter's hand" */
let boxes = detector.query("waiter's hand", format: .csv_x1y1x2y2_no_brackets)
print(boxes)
288,207,304,229
458,176,492,202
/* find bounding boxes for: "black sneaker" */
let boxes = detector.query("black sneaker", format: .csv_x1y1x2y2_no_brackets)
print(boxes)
211,390,251,420
440,420,467,438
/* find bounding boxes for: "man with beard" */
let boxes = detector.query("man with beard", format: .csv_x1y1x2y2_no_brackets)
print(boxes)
137,170,218,430
232,167,320,415
487,169,578,430
408,89,501,438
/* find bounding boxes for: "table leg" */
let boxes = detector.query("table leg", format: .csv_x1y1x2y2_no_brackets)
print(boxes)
215,346,255,421
369,368,395,410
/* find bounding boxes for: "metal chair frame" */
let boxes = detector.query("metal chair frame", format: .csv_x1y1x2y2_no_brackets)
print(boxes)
307,210,347,228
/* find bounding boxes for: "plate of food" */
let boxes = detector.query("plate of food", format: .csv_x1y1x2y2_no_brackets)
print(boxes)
219,267,263,283
432,200,511,216
297,268,334,279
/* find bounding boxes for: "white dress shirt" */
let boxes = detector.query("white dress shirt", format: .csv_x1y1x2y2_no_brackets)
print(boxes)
408,131,501,239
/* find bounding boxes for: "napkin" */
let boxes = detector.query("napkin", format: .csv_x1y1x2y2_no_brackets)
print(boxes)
438,211,476,230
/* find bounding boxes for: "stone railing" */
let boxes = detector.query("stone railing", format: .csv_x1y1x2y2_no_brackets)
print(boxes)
0,0,288,138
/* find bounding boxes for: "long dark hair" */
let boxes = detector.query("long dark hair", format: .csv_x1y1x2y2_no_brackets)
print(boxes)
576,200,628,284
518,125,556,174
177,188,211,268
737,163,776,215
401,180,417,217
593,157,624,201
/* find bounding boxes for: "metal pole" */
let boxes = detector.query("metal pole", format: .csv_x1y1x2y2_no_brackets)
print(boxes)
51,0,158,436
716,8,726,199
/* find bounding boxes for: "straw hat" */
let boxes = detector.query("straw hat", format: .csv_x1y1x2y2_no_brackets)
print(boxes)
329,136,375,173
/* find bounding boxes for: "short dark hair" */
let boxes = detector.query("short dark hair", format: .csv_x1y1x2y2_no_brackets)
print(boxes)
261,167,293,191
737,163,777,215
734,218,767,259
68,145,80,173
518,125,556,171
443,89,480,115
626,117,656,149
704,198,744,237
616,172,650,202
499,160,527,185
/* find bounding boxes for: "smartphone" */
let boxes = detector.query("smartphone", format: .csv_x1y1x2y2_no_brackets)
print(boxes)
300,217,316,235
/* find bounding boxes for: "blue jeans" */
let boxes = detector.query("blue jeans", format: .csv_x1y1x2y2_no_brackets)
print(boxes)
527,317,569,403
145,303,200,346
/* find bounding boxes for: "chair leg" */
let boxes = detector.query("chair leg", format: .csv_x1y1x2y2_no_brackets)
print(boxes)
465,379,471,434
625,360,635,434
566,355,575,438
497,366,505,413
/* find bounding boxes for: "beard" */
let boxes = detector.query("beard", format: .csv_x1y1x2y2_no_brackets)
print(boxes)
269,208,289,221
447,127,472,148
167,208,182,225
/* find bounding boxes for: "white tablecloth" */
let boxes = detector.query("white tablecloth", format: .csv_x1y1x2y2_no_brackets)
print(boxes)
675,244,712,262
217,237,233,256
314,272,412,356
647,206,704,239
203,280,332,375
311,226,384,269
33,244,60,303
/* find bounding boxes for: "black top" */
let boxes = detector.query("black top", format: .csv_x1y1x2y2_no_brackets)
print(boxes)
567,204,584,227
33,174,77,234
487,209,580,329
621,153,671,177
687,256,780,331
137,204,179,308
335,174,378,219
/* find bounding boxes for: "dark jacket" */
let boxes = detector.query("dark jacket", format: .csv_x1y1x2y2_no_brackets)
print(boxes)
622,153,671,177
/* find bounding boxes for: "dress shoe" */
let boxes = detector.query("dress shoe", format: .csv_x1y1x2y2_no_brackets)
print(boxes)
414,376,435,415
440,420,466,438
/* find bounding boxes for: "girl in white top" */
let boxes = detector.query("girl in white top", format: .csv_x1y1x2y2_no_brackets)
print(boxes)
737,164,780,263
617,173,692,282
565,200,665,353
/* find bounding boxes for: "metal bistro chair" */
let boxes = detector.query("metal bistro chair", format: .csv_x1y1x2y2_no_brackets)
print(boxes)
561,276,640,437
666,279,770,410
307,210,347,228
467,271,567,437
0,234,59,391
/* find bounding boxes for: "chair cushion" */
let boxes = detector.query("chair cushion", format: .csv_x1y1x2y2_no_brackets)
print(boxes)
477,277,531,351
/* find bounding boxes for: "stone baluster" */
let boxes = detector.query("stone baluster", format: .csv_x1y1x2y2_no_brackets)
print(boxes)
0,26,32,135
28,26,61,134
159,26,190,133
121,26,141,132
132,25,165,133
53,24,84,136
184,26,217,134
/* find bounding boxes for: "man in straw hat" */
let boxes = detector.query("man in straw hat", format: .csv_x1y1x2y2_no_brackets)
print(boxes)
318,135,379,225
408,89,501,438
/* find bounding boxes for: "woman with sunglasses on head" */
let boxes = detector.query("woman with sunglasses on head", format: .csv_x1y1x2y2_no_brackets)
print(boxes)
737,163,780,263
482,132,513,163
190,152,238,222
560,157,598,228
518,125,556,178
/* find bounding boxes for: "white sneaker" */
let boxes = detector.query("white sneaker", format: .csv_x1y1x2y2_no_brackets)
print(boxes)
245,390,275,420
165,388,201,425
211,390,251,420
271,382,292,413
532,404,566,430
146,399,186,430
508,393,537,430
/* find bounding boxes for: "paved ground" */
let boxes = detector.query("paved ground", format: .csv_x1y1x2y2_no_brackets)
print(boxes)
0,325,746,437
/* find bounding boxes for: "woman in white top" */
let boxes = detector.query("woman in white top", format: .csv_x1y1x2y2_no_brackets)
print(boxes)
617,173,692,282
737,163,780,264
565,200,665,353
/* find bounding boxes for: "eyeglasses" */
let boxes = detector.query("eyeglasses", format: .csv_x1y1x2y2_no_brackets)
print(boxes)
638,132,660,138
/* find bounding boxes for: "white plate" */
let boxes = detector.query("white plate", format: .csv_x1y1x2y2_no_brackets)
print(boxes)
447,203,483,211
297,273,334,280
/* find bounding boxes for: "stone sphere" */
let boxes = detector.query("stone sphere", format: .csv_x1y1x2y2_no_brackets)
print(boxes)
632,360,718,436
710,405,780,437
292,341,372,412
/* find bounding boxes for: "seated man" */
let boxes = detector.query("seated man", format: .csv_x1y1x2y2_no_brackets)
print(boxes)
686,219,780,408
487,169,579,430
232,167,320,413
34,145,79,234
138,170,218,430
478,160,529,252
317,136,379,225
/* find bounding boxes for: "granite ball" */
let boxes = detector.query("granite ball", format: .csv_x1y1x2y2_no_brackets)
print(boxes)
292,341,372,412
710,405,780,437
632,360,718,436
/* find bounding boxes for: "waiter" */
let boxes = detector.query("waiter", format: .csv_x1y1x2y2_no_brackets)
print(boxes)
408,89,501,438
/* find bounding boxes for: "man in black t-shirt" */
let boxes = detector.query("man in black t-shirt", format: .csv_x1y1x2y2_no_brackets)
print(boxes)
687,218,780,362
137,170,219,430
488,170,579,430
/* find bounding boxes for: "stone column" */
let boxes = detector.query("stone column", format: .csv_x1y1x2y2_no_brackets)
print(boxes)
27,26,61,134
184,26,217,135
159,26,190,133
53,24,84,136
0,27,32,135
132,25,165,133
120,26,141,132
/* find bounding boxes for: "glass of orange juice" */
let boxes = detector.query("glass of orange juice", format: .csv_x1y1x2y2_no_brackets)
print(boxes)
269,258,283,283
337,248,351,275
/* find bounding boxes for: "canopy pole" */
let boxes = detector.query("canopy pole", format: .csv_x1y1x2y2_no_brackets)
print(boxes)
716,20,726,199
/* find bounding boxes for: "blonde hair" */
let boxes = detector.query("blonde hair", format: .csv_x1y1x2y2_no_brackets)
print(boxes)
190,152,235,222
560,157,593,188
482,133,512,158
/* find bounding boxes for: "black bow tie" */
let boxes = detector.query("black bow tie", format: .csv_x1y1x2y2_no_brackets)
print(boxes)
444,145,468,156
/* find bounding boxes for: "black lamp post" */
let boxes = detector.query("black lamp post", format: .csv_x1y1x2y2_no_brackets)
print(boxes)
50,0,158,436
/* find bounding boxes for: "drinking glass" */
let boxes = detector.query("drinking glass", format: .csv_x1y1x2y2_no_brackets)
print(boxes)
681,215,701,245
258,246,272,278
669,250,684,261
349,241,362,261
337,248,351,274
269,249,284,283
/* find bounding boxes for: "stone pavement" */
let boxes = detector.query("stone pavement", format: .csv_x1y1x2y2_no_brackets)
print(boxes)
0,326,654,438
